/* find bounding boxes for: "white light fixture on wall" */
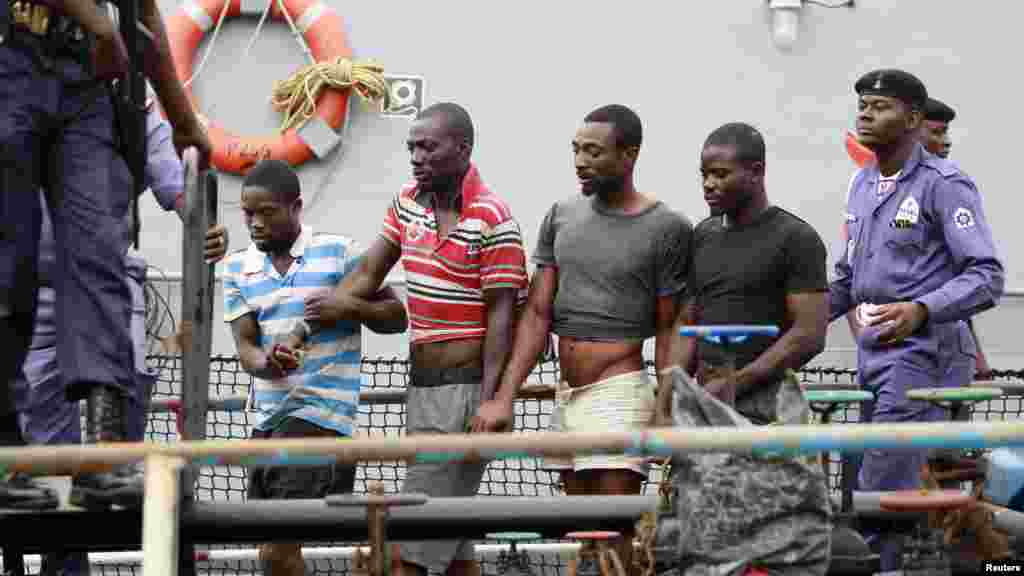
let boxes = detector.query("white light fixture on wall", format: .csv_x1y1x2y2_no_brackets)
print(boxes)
769,0,802,51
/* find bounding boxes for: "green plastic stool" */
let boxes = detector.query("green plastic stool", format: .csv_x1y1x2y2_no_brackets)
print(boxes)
907,386,1003,415
806,389,875,424
806,389,875,521
486,532,541,576
909,387,1004,486
909,386,1003,428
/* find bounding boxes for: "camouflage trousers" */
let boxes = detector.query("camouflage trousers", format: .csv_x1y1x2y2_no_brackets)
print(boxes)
651,369,832,576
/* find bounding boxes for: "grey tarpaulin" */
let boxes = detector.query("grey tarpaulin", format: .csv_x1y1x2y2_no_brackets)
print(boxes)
653,368,832,575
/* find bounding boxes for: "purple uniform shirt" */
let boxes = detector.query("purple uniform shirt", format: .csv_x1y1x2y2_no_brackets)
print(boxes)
142,97,185,212
830,143,1003,327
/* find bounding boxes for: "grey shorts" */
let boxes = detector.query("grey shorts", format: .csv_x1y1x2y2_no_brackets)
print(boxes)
247,417,356,500
397,367,487,574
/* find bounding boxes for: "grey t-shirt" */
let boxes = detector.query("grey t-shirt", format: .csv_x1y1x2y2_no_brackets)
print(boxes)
532,196,693,341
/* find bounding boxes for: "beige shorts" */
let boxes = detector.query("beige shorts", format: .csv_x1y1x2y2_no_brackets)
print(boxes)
541,370,656,478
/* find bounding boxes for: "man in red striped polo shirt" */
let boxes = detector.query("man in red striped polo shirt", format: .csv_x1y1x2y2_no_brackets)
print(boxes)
324,102,527,576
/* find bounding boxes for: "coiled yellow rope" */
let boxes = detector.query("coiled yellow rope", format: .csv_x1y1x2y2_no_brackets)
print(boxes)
184,0,389,135
270,57,389,133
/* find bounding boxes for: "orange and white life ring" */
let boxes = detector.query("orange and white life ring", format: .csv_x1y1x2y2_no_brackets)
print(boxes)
166,0,351,175
845,130,876,168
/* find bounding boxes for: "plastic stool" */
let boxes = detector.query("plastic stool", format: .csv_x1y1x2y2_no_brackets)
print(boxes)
805,389,875,424
881,489,976,575
907,387,1003,420
486,532,541,576
879,489,975,512
565,531,626,576
805,389,875,518
327,482,428,576
909,387,1002,488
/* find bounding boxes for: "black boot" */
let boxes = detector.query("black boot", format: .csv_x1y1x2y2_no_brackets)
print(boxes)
69,386,143,510
0,472,60,510
0,411,59,510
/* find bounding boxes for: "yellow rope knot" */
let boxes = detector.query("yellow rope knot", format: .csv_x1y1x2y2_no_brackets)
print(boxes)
271,57,389,133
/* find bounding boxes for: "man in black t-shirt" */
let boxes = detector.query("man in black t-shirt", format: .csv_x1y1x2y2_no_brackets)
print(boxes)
654,123,832,574
667,122,829,424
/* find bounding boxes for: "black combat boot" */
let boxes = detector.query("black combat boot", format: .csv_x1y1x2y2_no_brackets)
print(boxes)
69,385,143,510
0,471,60,510
0,410,59,510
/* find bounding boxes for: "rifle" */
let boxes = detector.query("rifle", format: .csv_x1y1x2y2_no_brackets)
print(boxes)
113,0,149,249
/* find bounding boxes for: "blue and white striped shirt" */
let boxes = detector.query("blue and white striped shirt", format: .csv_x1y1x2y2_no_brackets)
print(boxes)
223,226,364,436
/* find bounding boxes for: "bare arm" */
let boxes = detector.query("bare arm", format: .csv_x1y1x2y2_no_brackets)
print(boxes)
230,313,284,381
361,285,408,335
733,292,828,397
652,294,683,427
60,0,117,38
493,266,558,403
968,318,993,378
480,288,520,402
315,238,402,330
654,295,682,375
677,300,699,377
341,238,401,300
140,0,198,132
655,299,697,425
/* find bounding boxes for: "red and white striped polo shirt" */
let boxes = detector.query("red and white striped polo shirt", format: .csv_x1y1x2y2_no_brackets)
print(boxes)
380,165,528,344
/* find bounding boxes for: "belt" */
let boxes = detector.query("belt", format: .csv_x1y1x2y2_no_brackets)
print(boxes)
409,363,484,387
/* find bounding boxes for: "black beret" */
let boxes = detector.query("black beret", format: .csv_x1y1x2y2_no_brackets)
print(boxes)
854,69,928,109
923,98,956,123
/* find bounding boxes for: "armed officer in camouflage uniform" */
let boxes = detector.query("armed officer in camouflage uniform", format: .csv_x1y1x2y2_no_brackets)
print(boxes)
0,0,210,509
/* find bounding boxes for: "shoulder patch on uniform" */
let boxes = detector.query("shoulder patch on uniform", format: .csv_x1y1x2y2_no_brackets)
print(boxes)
953,207,975,229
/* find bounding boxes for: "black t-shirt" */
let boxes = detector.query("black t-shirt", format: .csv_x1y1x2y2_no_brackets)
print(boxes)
686,206,827,422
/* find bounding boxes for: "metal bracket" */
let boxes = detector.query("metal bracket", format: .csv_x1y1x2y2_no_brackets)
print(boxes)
179,148,217,503
326,482,428,576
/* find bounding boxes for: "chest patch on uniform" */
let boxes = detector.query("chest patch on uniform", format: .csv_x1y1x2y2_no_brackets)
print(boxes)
954,207,975,229
891,196,919,228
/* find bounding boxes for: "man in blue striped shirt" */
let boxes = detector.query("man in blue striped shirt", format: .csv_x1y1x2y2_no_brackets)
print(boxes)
223,159,406,576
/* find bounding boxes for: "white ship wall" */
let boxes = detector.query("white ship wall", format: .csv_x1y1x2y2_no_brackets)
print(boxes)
141,0,1024,370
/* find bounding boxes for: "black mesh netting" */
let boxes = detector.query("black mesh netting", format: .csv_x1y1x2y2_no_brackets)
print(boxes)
14,359,1024,575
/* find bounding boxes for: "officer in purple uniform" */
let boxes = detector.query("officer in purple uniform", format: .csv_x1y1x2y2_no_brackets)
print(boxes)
0,0,211,509
829,69,1004,572
11,94,226,573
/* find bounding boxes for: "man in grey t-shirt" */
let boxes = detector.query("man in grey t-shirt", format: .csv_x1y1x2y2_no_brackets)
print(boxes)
473,104,693,573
